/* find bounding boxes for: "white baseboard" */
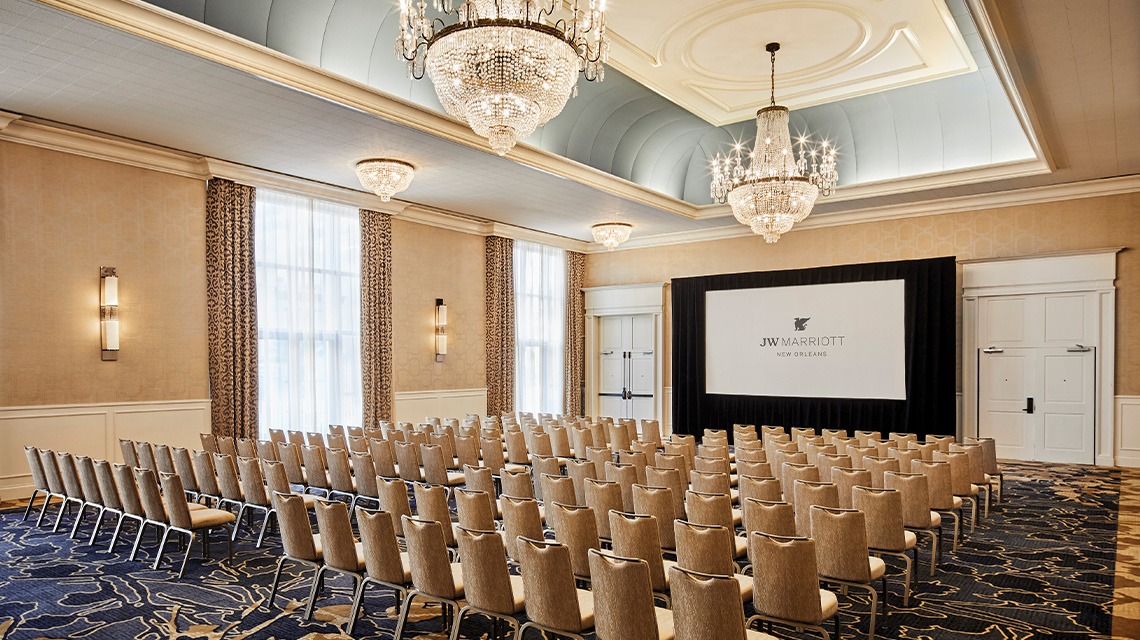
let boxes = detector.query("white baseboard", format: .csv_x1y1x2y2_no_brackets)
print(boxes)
393,388,487,425
1115,395,1140,468
0,399,211,500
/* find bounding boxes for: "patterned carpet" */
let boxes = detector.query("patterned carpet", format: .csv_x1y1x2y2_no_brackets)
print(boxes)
0,462,1120,640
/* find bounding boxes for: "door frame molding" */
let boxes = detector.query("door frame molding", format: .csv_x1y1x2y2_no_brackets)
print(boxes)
584,283,667,422
962,249,1120,466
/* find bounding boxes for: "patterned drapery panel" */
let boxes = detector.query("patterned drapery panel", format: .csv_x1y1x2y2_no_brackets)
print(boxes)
564,251,586,416
205,179,259,439
485,236,516,415
360,209,394,427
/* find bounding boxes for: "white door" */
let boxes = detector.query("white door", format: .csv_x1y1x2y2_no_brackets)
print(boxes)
596,314,657,420
977,292,1096,464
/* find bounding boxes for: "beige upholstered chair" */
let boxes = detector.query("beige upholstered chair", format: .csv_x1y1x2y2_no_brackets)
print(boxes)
685,490,747,561
742,498,796,539
500,495,544,564
793,480,840,537
285,430,305,447
351,451,381,510
348,507,414,634
911,459,962,551
810,506,886,639
213,453,245,514
24,447,59,526
135,442,159,474
421,443,465,487
610,510,675,603
853,430,880,446
517,537,596,640
738,475,782,506
673,519,752,600
236,456,274,547
500,467,536,500
804,443,838,467
670,566,777,640
951,442,992,517
549,502,601,581
235,438,258,459
72,455,105,541
609,423,633,453
276,442,308,491
588,549,675,640
690,470,737,503
453,435,480,470
53,452,87,534
90,459,123,546
646,465,688,520
584,477,624,542
831,467,873,510
780,463,820,507
413,482,457,550
815,454,852,483
570,427,594,460
300,446,331,498
324,448,358,505
888,448,923,475
860,456,901,489
110,463,147,553
121,439,142,466
934,451,978,532
377,477,414,538
965,436,1003,503
306,499,366,619
455,488,497,531
262,459,317,513
695,455,734,478
155,472,236,577
605,462,638,511
735,460,772,479
884,471,941,576
171,447,200,502
735,444,766,463
853,486,917,606
153,444,177,475
641,419,663,446
462,465,499,515
587,446,615,473
394,441,424,483
618,450,650,485
451,527,525,640
505,429,530,466
821,429,848,443
907,441,938,462
654,452,690,485
542,473,579,507
926,434,954,452
549,425,574,458
632,484,678,552
370,438,398,478
217,436,241,463
748,533,839,640
394,516,465,640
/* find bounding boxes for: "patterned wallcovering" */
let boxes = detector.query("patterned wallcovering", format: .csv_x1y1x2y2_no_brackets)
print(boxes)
564,252,586,416
485,236,516,416
0,142,209,407
585,192,1140,395
360,209,394,425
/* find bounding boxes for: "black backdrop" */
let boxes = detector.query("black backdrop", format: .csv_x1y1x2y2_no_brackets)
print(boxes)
671,256,956,439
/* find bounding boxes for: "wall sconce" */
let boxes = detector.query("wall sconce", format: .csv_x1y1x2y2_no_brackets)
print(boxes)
100,266,119,361
435,298,447,362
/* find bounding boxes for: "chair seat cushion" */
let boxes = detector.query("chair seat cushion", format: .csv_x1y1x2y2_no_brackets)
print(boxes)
399,552,413,583
188,507,237,529
903,530,918,549
820,588,839,619
746,628,781,640
508,574,526,613
445,472,466,486
575,588,595,629
187,503,209,511
734,573,753,601
929,511,942,528
952,496,963,509
450,562,465,597
868,556,886,580
653,605,676,640
734,535,749,558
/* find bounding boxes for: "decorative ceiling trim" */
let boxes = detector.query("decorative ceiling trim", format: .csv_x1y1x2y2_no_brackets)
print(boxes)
203,158,406,215
35,0,699,220
0,110,21,130
592,173,1140,253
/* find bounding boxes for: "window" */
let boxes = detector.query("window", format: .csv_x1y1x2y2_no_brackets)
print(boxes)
514,240,567,415
255,189,362,437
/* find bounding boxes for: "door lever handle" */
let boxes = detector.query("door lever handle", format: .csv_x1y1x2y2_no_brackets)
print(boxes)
1022,397,1035,414
1067,344,1092,353
982,346,1004,354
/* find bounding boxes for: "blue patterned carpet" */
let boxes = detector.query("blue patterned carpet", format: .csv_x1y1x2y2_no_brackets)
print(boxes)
0,462,1119,639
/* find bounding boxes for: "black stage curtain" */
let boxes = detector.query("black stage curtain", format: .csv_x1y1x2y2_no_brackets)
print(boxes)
672,256,956,440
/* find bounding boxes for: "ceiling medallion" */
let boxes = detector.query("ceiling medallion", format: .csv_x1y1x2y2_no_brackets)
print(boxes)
709,43,839,243
355,159,416,201
591,222,632,250
397,0,608,156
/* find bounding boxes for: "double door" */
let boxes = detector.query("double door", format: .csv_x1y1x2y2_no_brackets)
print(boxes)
598,314,656,421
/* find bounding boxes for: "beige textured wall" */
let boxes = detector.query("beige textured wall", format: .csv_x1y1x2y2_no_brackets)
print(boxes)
391,218,487,392
585,192,1140,394
0,142,210,406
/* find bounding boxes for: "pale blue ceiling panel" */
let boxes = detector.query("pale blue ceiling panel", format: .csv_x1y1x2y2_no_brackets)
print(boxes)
586,95,681,174
833,93,901,184
634,122,708,196
319,0,392,84
931,71,992,170
794,103,858,184
148,0,205,21
878,83,945,177
202,0,272,45
264,0,335,65
983,67,1036,162
611,110,695,182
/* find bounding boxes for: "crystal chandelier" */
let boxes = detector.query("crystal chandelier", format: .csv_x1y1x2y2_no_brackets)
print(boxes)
591,222,632,250
355,159,416,202
397,0,608,156
709,43,838,243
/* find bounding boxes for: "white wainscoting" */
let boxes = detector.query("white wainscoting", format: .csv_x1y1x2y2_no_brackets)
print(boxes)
393,388,488,425
663,387,673,436
1115,396,1140,468
0,399,212,500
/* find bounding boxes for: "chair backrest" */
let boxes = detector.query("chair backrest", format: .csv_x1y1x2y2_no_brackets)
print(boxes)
455,488,497,531
329,424,347,438
153,444,176,475
587,446,614,473
816,453,852,483
933,450,974,496
120,439,140,467
269,429,286,445
861,456,901,488
191,449,221,497
670,566,752,640
421,443,453,486
742,497,796,538
645,465,687,519
517,537,588,633
951,443,988,485
314,500,359,572
500,468,535,500
356,507,407,584
583,478,623,540
811,506,872,582
888,447,923,473
793,480,840,537
852,486,907,552
23,446,48,492
541,473,578,507
548,502,600,579
926,434,954,452
159,473,194,529
631,484,677,549
36,449,64,495
908,441,939,462
112,463,144,517
273,492,319,561
463,465,497,506
133,467,167,523
479,436,507,474
170,447,198,493
604,462,637,512
674,519,735,576
831,467,873,509
403,516,458,599
654,451,689,482
739,474,782,503
352,451,379,498
74,455,102,504
305,432,325,448
588,549,660,640
276,442,306,485
456,527,516,614
326,448,355,493
213,453,243,501
217,436,240,462
694,455,731,477
883,471,934,529
549,426,573,458
236,438,258,459
369,438,397,477
393,441,423,482
750,532,826,625
608,423,632,452
56,452,84,499
617,450,649,485
504,429,529,465
454,435,480,470
609,510,667,592
377,477,413,537
413,482,455,546
780,463,819,506
238,456,270,507
286,431,306,447
735,444,766,463
565,459,598,505
965,437,1000,474
569,426,594,460
500,495,544,562
912,459,957,509
133,442,158,475
300,445,329,489
690,470,731,496
261,459,291,497
93,459,122,510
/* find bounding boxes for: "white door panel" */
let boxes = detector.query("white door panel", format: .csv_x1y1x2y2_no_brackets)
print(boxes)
1036,348,1095,464
1043,295,1087,343
979,351,1034,460
596,313,657,421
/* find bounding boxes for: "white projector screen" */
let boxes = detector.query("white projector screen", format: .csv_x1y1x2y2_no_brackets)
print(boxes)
705,280,907,400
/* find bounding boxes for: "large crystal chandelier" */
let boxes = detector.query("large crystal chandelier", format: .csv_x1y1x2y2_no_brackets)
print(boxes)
591,222,632,250
355,159,415,201
397,0,608,156
709,43,838,243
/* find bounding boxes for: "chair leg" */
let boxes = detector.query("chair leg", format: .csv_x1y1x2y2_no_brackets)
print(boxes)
449,607,469,640
232,505,247,540
865,584,879,640
900,552,912,607
304,565,327,620
256,510,275,548
108,514,127,553
35,494,55,526
129,521,149,561
69,503,89,539
177,531,196,579
88,507,107,546
22,489,42,521
393,592,417,640
983,486,991,518
346,579,371,636
267,556,288,609
52,498,70,532
153,525,172,570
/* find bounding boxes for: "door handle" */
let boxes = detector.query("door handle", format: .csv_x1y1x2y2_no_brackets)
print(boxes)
1022,397,1035,414
982,346,1004,354
601,350,614,355
1067,344,1092,353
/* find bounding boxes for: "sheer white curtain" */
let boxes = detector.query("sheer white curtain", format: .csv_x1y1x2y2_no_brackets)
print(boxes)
514,240,567,415
255,189,362,437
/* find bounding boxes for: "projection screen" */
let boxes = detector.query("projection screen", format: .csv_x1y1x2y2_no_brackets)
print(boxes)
705,279,907,400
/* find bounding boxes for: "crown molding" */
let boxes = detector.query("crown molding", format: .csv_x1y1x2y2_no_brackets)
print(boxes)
0,110,21,130
593,174,1140,253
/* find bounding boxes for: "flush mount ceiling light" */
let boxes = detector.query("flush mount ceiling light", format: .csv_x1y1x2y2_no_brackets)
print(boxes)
591,222,632,250
397,0,609,156
355,159,416,202
709,43,839,243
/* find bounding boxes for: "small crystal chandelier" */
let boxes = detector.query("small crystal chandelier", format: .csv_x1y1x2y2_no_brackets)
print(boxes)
397,0,608,156
355,159,416,202
709,43,839,243
591,222,632,250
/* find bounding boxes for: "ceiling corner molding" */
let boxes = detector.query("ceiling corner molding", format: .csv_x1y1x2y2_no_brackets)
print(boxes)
0,114,207,179
36,0,700,222
486,223,591,252
0,111,21,130
202,158,407,215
